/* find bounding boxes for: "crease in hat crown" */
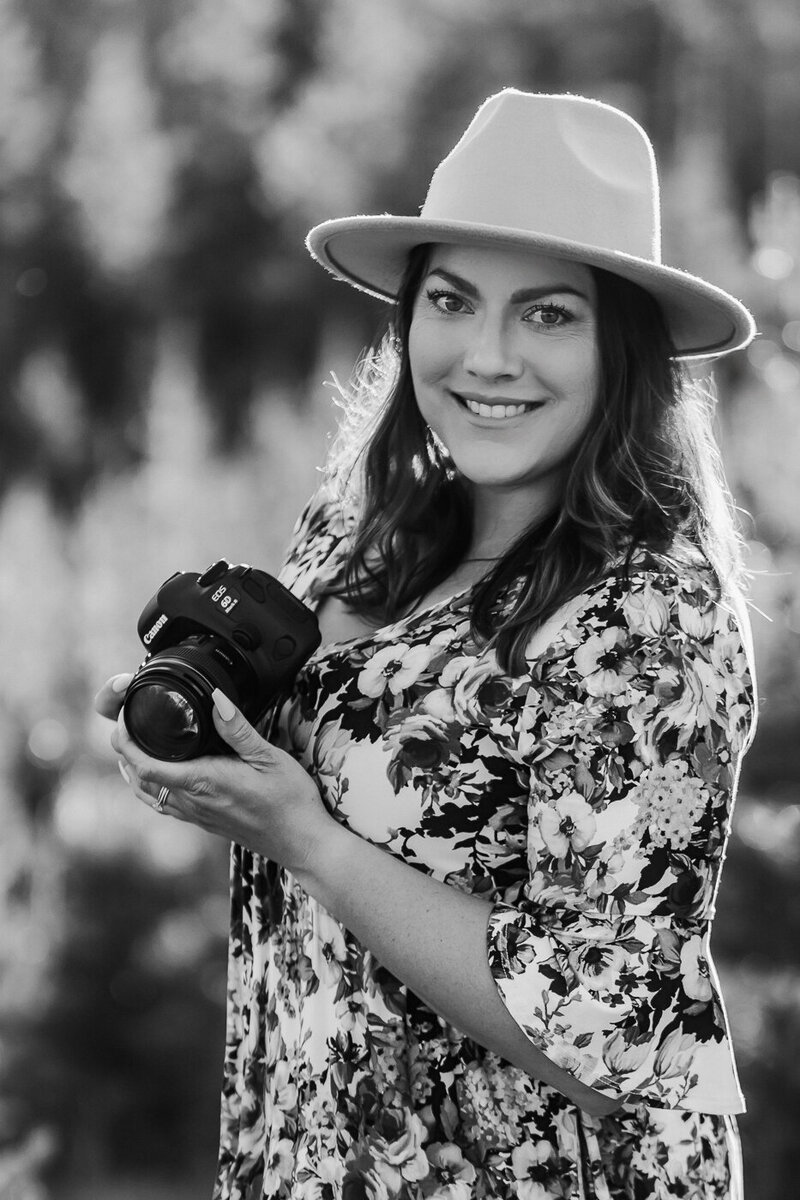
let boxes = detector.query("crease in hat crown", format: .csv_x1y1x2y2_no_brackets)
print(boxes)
306,88,756,360
420,90,661,262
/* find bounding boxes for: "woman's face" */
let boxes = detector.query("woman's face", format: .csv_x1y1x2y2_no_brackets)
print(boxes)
408,243,600,521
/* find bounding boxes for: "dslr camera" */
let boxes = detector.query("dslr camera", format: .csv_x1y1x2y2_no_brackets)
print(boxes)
123,560,321,761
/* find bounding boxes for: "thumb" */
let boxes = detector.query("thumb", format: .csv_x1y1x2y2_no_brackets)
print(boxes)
211,688,271,763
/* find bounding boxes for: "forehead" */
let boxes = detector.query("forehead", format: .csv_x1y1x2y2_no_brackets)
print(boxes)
425,242,595,297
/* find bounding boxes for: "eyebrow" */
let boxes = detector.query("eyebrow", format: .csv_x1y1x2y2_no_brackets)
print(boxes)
425,266,591,305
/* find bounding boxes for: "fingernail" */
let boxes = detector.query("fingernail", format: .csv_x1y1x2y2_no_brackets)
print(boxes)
212,688,236,721
118,760,131,784
112,673,134,694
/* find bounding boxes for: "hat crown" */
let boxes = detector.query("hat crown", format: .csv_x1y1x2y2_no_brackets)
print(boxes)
422,90,661,263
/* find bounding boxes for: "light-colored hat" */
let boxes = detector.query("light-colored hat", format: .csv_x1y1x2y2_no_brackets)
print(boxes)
306,89,756,360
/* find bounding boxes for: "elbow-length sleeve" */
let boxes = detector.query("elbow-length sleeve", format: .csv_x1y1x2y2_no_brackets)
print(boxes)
487,563,756,1112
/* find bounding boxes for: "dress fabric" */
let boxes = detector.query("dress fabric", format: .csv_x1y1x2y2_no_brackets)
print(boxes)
213,492,755,1200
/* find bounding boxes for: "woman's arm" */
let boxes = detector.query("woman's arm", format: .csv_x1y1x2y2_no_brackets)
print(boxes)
294,815,620,1118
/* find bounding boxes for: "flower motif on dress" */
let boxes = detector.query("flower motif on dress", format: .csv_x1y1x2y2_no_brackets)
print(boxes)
421,1143,477,1200
653,1028,698,1080
510,1142,555,1200
662,854,714,919
677,592,718,640
315,907,348,988
384,710,461,789
573,627,637,697
583,836,643,902
601,1029,651,1076
440,652,518,725
296,1156,345,1199
621,580,672,637
631,760,709,849
267,1060,298,1115
339,991,369,1039
263,1137,295,1193
679,934,713,1003
343,1164,393,1200
358,643,435,699
312,719,352,779
370,1111,430,1193
535,792,597,859
566,931,628,992
419,687,457,722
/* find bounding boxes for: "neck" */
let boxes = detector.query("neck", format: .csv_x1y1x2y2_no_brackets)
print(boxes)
467,480,559,560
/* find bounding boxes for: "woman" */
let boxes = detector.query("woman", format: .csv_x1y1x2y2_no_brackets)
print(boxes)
98,91,758,1198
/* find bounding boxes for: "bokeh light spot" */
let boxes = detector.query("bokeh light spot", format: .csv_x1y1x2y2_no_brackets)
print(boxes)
781,320,800,353
27,718,70,764
762,357,800,392
746,339,779,370
752,247,795,280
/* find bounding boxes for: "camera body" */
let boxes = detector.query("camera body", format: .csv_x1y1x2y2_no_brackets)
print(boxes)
123,560,321,761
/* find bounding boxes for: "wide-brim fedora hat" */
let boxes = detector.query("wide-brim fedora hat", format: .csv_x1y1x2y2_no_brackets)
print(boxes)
306,89,756,360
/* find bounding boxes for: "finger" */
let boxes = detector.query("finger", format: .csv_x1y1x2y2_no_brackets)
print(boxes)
211,688,274,764
95,673,134,720
134,781,179,819
135,778,201,827
113,709,200,795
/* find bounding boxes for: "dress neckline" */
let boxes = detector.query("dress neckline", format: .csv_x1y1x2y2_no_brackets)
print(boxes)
307,580,478,665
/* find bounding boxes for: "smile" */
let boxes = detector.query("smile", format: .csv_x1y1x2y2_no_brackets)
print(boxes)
453,393,545,420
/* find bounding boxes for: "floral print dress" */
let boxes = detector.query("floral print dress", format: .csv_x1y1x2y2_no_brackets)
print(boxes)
213,491,755,1200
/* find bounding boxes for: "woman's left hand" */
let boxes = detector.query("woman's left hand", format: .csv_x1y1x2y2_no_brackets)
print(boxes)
111,687,333,874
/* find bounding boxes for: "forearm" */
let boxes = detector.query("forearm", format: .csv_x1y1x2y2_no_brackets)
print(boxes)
296,820,619,1117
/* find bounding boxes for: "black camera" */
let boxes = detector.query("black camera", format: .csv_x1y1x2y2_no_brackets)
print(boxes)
123,560,321,761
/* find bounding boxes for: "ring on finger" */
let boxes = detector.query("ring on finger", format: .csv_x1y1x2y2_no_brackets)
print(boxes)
154,785,170,813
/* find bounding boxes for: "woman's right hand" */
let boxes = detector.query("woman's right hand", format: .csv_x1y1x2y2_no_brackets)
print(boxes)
94,672,135,721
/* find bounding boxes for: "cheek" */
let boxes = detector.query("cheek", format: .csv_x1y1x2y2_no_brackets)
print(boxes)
570,347,601,425
548,354,600,450
408,329,431,392
408,317,457,388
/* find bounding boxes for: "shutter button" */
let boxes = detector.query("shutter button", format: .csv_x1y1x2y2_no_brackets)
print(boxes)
198,560,230,587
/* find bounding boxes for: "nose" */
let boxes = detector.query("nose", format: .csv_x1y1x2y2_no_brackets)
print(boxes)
462,315,523,381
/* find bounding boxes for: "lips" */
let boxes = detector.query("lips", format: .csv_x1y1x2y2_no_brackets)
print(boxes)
452,392,545,420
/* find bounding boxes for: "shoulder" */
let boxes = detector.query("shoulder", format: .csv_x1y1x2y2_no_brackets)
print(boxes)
514,551,757,761
606,548,725,632
525,547,755,692
289,481,353,544
279,482,356,595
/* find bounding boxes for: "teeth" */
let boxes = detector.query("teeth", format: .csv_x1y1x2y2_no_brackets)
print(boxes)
463,397,536,419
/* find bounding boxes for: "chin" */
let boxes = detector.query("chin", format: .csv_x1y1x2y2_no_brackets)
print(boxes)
451,456,543,490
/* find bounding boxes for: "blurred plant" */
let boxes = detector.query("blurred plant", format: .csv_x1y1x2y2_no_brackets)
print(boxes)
25,847,229,1189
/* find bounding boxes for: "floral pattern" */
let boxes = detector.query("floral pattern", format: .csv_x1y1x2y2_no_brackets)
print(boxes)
213,491,755,1199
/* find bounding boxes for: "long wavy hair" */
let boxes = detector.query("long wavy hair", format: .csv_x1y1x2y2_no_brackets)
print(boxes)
323,243,746,674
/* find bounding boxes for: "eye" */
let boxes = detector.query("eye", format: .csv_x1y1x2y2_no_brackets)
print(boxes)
425,288,472,315
524,303,573,328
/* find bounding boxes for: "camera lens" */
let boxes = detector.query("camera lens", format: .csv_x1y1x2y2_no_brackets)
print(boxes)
123,635,255,761
124,681,203,759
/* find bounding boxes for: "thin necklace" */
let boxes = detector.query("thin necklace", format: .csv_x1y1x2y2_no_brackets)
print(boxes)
464,556,502,563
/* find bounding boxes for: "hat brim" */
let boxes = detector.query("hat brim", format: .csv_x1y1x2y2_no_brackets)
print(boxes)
306,216,756,360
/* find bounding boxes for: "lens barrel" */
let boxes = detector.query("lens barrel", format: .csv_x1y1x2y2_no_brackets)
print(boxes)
124,635,256,761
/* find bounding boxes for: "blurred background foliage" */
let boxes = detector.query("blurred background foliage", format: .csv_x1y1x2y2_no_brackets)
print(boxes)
0,0,799,1195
